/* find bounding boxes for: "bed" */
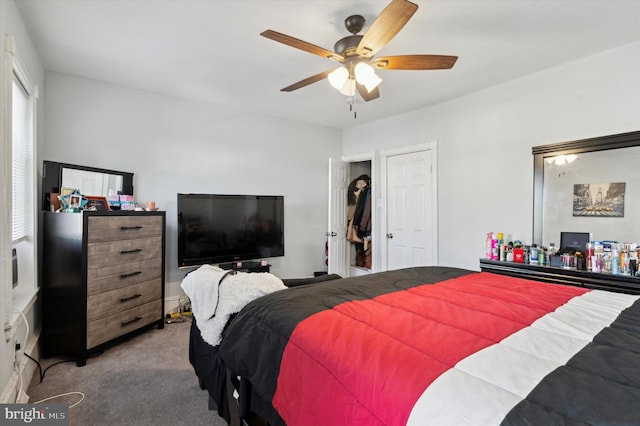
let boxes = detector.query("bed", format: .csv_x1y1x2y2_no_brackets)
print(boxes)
188,266,640,425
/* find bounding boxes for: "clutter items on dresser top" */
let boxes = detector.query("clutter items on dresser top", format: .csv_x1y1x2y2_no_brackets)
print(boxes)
482,231,640,295
480,258,640,295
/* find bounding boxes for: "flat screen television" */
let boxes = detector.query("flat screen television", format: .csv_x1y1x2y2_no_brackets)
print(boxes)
177,193,284,267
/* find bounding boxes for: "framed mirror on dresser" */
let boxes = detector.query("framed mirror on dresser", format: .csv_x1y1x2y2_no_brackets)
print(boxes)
532,130,640,247
481,130,640,295
39,161,165,366
41,160,134,211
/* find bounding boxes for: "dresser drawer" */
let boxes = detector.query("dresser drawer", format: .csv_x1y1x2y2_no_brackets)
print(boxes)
87,278,162,322
88,215,163,242
87,257,161,295
87,236,162,269
86,299,162,349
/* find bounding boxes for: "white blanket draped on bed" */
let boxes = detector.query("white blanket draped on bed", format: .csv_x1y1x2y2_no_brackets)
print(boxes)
181,264,287,346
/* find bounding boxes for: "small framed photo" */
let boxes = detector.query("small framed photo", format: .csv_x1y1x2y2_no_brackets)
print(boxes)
86,196,110,211
70,194,83,208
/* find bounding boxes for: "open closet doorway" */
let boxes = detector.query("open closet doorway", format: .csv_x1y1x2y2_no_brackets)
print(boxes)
327,154,375,277
381,142,438,270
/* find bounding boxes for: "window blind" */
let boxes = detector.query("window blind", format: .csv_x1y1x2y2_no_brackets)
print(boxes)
12,73,32,242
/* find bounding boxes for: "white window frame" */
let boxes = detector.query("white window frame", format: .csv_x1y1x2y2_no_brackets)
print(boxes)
2,35,38,335
2,35,15,332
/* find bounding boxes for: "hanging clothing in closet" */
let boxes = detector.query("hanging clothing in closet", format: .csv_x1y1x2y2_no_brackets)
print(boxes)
346,175,372,267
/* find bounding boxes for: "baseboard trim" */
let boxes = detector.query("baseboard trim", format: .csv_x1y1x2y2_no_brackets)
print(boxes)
164,295,188,316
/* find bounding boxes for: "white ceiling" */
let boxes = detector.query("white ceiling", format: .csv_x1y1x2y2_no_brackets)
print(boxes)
15,0,640,130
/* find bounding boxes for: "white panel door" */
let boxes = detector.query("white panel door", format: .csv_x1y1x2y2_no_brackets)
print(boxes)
386,150,435,270
328,158,348,276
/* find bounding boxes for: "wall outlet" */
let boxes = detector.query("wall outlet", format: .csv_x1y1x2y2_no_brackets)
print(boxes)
14,342,22,368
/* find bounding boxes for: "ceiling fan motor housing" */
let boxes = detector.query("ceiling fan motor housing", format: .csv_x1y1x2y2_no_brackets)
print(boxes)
334,35,363,56
344,15,365,34
334,15,366,56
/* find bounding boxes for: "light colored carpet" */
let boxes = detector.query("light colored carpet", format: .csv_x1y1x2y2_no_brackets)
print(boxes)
27,318,227,426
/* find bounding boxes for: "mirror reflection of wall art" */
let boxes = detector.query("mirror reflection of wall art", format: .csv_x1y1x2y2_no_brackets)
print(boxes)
573,182,625,217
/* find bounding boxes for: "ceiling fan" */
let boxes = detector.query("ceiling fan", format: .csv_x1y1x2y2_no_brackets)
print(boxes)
260,0,458,103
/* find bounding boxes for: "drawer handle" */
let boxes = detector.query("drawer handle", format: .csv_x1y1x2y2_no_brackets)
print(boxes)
120,226,143,231
121,316,142,327
120,271,142,279
120,294,142,303
120,249,143,255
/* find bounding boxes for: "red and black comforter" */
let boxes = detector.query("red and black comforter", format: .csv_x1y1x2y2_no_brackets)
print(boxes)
218,266,640,425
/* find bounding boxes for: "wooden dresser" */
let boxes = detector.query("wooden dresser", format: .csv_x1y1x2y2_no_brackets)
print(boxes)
41,210,165,366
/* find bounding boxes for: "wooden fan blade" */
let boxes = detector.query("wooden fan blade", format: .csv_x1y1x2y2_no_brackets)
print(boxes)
281,69,335,92
373,55,458,70
261,30,344,62
356,0,418,58
357,83,380,102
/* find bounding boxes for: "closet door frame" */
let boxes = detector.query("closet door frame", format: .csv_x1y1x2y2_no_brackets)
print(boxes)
341,152,377,274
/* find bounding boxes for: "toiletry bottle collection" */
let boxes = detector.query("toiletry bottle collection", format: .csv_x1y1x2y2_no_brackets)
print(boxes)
486,232,640,276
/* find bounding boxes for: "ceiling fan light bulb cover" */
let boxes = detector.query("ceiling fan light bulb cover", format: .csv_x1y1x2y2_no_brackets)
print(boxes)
354,62,382,92
363,73,382,92
328,67,349,90
339,79,356,96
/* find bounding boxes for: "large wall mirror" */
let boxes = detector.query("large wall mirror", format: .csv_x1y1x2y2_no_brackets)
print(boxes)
42,161,134,211
533,130,640,248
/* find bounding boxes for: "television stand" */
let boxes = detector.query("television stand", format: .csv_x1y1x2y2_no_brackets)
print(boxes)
218,260,270,273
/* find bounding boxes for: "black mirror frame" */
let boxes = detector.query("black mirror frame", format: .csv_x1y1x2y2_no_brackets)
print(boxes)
41,160,134,211
532,130,640,245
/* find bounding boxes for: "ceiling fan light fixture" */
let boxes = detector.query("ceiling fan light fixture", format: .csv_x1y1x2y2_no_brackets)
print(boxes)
262,0,456,105
354,62,382,92
545,154,578,165
339,79,356,97
328,67,349,90
362,73,382,93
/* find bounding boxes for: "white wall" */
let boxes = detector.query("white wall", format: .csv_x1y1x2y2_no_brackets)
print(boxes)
344,41,640,272
42,73,343,296
0,0,45,403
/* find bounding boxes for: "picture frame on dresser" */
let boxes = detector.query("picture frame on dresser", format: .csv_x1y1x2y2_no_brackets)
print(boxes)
69,194,82,208
85,195,110,211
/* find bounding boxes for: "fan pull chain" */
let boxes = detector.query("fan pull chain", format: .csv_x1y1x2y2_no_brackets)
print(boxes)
348,95,357,119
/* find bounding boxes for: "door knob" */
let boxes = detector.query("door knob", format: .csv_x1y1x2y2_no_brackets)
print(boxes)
387,233,394,239
331,232,337,237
